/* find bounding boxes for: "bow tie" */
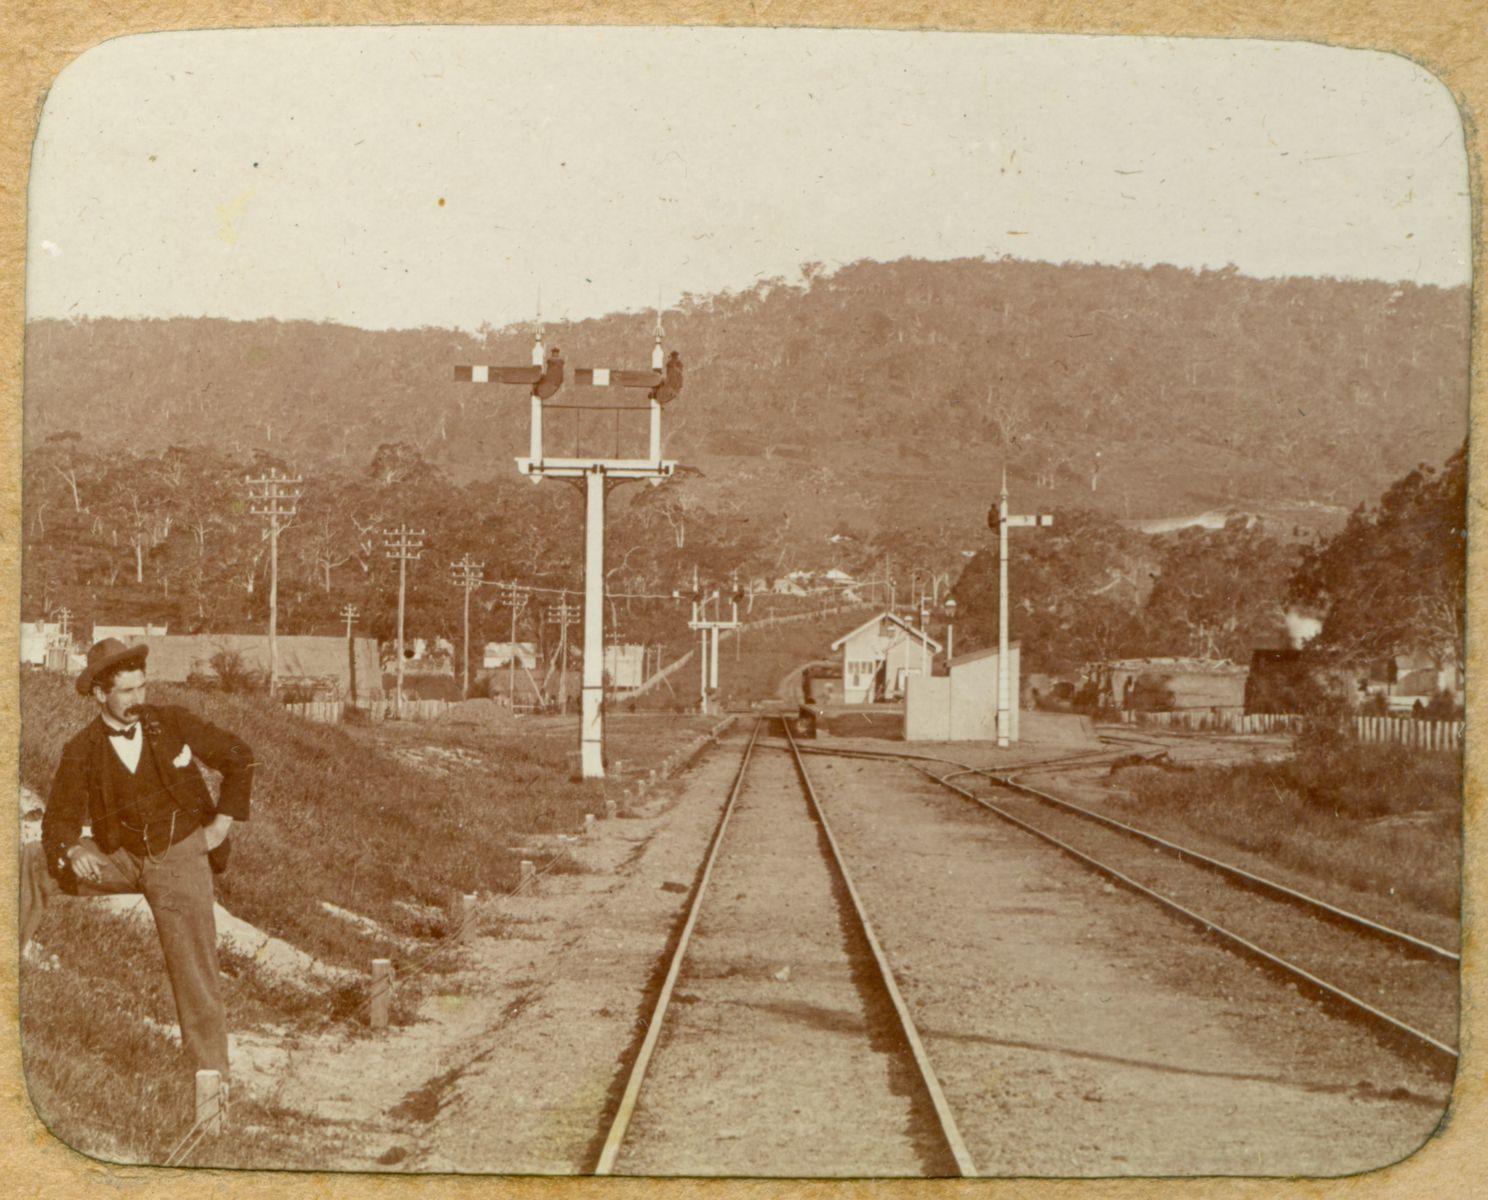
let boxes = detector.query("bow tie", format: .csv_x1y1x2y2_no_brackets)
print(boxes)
106,724,140,741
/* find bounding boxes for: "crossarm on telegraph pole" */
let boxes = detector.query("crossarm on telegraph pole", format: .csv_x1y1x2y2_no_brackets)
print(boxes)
247,468,304,697
449,555,485,700
382,525,425,712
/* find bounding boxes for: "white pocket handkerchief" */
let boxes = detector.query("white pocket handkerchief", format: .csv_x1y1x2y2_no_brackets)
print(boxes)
173,744,193,768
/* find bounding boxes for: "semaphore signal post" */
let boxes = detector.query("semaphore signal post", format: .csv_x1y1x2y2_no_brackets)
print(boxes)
989,468,1052,748
677,566,740,715
456,319,682,778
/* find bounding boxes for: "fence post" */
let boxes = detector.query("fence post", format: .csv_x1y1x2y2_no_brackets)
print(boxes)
520,860,537,893
370,958,393,1028
195,1069,224,1135
459,893,477,941
584,813,596,837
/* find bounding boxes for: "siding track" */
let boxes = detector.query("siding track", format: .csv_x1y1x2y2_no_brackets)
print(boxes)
783,740,1458,1074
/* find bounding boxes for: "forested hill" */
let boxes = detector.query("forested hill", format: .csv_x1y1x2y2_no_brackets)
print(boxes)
24,257,1467,538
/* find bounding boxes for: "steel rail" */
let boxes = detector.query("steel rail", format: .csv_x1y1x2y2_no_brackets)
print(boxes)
779,718,980,1177
901,761,1458,1067
781,740,1456,964
593,717,763,1175
977,771,1459,964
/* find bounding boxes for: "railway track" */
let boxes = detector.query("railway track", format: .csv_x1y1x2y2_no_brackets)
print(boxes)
783,739,1458,1073
594,716,976,1177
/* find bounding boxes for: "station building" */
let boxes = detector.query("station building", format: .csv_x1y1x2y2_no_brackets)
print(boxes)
829,611,942,704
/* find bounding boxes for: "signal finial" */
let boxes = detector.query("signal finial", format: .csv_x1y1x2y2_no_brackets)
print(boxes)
532,285,545,366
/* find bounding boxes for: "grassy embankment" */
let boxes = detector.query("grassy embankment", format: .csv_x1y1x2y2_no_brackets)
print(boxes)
1110,723,1461,932
17,672,651,1165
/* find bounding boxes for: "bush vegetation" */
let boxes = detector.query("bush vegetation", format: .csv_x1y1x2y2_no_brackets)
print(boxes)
1112,723,1461,922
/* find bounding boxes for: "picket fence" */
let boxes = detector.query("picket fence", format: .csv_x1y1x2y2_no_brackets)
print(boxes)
1119,706,1463,752
1355,714,1464,752
284,698,452,724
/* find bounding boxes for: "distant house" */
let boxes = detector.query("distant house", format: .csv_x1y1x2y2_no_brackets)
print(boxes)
1092,657,1249,711
1248,648,1458,715
1368,652,1460,713
390,636,455,675
484,642,538,670
829,611,942,704
110,633,382,701
771,577,810,597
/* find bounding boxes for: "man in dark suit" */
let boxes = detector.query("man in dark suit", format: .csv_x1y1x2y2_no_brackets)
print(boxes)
21,638,254,1083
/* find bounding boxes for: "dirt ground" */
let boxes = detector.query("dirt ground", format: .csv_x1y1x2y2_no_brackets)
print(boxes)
808,753,1451,1176
221,725,1452,1177
614,745,949,1176
289,738,749,1173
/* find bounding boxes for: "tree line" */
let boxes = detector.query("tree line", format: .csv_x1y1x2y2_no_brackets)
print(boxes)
949,444,1466,684
25,425,1466,698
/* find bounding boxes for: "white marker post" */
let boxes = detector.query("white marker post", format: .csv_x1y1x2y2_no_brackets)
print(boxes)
993,468,1051,748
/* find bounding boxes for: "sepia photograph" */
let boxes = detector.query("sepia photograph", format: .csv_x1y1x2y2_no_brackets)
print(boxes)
14,24,1471,1178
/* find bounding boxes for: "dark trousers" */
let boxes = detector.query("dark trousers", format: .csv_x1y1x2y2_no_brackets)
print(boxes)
20,829,230,1079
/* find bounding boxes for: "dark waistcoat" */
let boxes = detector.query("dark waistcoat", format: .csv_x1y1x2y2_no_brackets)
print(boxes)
105,736,199,855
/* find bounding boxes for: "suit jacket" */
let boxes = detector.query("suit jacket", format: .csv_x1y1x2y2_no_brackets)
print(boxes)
41,703,253,882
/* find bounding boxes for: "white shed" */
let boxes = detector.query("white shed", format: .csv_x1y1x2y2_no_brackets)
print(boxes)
904,643,1021,742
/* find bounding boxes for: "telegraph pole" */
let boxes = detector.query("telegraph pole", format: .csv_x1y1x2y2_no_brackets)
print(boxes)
340,603,360,706
546,592,579,711
449,555,485,699
990,468,1052,747
247,468,303,697
495,580,528,711
382,525,425,713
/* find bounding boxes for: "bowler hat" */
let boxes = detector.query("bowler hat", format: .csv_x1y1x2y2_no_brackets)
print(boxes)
76,638,149,696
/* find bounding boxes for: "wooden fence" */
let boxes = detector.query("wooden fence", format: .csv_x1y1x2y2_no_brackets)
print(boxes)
1355,714,1464,752
1119,707,1463,751
285,698,452,724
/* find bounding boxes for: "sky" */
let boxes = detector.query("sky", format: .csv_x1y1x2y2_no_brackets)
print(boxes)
26,27,1471,332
